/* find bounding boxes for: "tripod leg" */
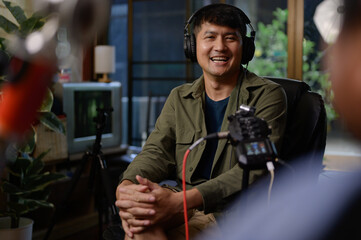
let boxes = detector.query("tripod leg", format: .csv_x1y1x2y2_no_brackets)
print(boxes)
43,152,91,240
100,168,119,217
97,155,120,221
97,166,104,240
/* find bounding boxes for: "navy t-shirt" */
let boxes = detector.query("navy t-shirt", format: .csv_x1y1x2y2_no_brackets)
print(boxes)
195,94,229,179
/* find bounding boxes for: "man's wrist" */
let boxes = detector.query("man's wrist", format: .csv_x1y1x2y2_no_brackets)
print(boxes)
119,179,134,186
184,188,204,210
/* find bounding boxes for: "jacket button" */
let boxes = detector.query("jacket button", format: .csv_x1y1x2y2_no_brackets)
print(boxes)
201,142,205,146
189,167,193,172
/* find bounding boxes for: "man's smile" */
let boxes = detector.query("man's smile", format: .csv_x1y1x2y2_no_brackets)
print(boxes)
210,56,230,62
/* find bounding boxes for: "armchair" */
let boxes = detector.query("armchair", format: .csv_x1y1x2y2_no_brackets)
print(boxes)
266,77,327,180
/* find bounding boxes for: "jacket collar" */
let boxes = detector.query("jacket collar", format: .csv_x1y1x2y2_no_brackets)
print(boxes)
181,75,205,99
181,69,268,100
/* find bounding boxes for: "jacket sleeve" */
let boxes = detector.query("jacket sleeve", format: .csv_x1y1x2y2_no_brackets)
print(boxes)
252,83,287,153
121,93,177,184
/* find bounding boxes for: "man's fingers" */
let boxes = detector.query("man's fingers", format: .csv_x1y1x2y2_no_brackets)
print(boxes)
121,219,133,239
117,184,149,195
117,187,155,203
129,225,146,234
118,210,133,220
127,207,156,217
127,218,151,228
136,175,160,191
136,175,148,185
115,199,154,209
118,207,155,219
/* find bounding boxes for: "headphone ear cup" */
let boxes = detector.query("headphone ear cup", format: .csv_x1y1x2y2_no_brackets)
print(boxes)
189,34,197,62
184,33,197,62
241,36,255,65
184,33,192,60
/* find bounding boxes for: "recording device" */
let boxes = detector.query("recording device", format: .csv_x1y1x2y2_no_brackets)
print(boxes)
228,105,277,169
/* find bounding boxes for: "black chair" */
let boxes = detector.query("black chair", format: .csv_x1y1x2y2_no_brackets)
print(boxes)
265,77,327,180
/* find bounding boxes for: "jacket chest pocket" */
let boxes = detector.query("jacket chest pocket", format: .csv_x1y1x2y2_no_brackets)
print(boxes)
175,130,196,174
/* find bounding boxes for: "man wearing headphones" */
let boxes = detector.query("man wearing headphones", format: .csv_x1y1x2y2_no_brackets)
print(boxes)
115,3,286,240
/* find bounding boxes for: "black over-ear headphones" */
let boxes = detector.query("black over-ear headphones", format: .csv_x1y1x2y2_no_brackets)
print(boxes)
183,3,256,65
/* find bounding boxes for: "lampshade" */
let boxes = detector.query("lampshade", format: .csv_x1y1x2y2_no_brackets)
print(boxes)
94,45,115,74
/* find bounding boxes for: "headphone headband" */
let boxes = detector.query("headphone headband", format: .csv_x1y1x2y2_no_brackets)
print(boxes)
184,3,256,65
184,3,255,35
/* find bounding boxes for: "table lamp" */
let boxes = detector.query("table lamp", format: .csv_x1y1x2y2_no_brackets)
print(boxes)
94,45,115,82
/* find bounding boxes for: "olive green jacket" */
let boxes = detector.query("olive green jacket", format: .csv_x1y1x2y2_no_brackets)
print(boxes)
122,70,287,214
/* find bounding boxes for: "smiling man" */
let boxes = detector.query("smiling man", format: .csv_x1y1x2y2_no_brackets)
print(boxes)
115,3,287,240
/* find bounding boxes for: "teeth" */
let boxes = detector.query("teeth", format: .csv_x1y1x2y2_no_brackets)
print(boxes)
211,57,228,62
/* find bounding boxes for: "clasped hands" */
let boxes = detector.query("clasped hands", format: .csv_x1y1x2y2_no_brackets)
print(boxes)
115,175,183,238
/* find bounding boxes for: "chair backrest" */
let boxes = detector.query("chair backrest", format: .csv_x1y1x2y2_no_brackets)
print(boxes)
266,77,327,178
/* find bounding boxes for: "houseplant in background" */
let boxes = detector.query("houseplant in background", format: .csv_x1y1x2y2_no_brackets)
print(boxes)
248,8,337,126
0,91,66,239
0,1,66,239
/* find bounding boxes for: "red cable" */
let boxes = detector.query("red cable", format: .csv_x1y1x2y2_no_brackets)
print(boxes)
182,149,191,240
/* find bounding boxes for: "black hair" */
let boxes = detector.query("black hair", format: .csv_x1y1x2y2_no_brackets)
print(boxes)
193,4,247,38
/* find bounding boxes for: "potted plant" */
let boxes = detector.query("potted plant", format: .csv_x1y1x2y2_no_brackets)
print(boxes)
0,82,66,238
0,1,66,239
0,79,66,240
0,148,65,239
0,78,66,239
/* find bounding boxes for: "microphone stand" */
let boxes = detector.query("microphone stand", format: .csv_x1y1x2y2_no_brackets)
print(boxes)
44,108,120,240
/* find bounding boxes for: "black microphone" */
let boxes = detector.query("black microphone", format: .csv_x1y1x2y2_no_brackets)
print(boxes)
204,131,230,140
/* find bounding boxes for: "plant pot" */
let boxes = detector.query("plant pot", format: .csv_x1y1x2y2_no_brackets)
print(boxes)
0,217,33,240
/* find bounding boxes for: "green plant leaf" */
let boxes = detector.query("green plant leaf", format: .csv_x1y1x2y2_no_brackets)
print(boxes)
26,153,45,176
0,15,18,34
1,181,23,195
0,211,15,218
39,88,54,112
3,0,27,26
18,126,36,154
7,201,29,215
39,112,66,135
19,14,45,36
26,150,47,175
24,198,54,209
0,38,7,51
23,188,51,201
25,172,65,192
31,13,46,30
7,157,31,177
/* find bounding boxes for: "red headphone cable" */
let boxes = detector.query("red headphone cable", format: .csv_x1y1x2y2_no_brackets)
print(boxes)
181,131,229,240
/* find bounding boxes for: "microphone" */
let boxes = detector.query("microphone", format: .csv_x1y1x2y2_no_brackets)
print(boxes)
204,131,230,140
